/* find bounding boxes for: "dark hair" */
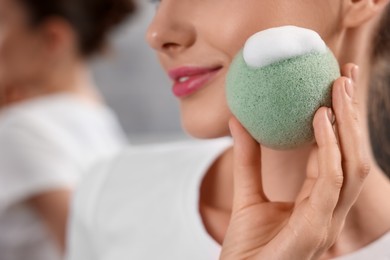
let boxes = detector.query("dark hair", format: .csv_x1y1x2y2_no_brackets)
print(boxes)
369,4,390,176
18,0,136,57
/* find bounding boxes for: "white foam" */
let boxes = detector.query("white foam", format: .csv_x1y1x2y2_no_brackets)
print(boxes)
243,26,327,68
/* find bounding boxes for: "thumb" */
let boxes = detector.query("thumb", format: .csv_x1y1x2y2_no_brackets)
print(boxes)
229,117,268,212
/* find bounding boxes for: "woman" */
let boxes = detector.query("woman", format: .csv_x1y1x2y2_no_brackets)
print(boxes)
67,0,390,259
0,0,134,259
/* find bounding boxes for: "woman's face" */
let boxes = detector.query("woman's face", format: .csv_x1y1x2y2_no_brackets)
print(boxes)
147,0,342,138
0,0,49,89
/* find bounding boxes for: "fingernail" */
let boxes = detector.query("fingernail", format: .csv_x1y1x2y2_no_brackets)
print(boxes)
351,65,359,83
327,108,335,123
229,119,236,138
229,121,234,135
345,78,354,98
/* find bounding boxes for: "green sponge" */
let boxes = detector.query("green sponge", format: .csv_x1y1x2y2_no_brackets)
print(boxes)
226,26,340,150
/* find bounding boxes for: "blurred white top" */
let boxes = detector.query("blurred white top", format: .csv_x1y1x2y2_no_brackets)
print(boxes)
0,94,127,260
67,137,390,260
66,138,232,260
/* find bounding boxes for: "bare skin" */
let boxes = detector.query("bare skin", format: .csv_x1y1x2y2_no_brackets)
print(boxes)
147,0,390,258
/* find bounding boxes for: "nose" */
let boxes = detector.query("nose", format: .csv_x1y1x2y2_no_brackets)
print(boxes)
146,3,196,57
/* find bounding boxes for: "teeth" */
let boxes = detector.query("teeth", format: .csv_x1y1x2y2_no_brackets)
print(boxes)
178,76,190,83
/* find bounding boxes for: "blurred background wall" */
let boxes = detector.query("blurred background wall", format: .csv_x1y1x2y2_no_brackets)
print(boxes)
89,1,186,143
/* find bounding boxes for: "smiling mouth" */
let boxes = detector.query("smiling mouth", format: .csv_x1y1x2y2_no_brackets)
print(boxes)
169,66,223,98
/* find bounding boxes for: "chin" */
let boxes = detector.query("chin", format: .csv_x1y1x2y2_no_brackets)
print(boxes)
182,118,230,139
179,96,232,139
176,72,233,139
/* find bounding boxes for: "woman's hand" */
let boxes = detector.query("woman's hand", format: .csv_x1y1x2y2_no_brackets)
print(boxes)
220,64,370,260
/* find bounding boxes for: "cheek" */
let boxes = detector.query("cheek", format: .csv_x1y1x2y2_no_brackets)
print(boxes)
202,1,300,59
203,0,341,60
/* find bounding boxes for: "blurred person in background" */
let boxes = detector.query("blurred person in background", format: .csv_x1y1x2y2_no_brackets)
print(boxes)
0,0,135,259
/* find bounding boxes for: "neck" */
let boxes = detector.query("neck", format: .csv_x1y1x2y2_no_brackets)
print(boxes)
1,62,102,108
260,144,312,201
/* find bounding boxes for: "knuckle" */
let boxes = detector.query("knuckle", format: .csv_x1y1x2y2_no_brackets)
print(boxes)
319,161,343,189
331,169,344,189
356,161,371,181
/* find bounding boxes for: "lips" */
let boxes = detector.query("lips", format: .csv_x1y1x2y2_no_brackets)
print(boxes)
168,66,222,98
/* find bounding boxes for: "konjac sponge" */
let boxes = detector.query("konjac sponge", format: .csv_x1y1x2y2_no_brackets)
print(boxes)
226,26,340,150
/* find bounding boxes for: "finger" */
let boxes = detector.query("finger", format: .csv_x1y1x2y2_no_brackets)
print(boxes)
332,71,370,220
229,117,268,212
309,107,343,219
334,64,358,142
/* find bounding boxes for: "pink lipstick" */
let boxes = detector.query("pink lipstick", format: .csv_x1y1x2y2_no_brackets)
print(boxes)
168,66,222,98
